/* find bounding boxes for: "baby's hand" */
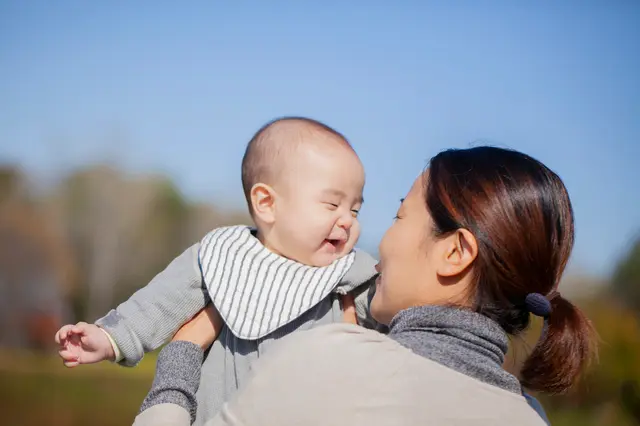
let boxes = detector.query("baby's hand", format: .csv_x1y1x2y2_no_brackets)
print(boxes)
54,322,115,367
341,294,358,325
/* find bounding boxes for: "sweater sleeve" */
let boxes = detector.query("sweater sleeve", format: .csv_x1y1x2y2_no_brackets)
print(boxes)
95,243,209,366
335,249,386,331
350,278,388,333
133,341,203,426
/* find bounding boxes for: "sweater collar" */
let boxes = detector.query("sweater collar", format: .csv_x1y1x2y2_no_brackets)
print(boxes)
389,305,522,394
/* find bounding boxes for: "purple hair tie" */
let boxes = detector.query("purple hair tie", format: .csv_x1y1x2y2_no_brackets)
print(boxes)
524,293,553,317
525,291,561,341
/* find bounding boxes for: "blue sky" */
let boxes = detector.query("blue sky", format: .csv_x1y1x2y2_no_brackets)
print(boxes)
1,1,638,277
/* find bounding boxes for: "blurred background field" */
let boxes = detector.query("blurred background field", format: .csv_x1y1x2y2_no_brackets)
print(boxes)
1,1,639,425
0,349,156,426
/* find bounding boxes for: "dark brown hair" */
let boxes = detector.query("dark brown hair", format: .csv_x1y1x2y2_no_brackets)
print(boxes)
425,146,596,394
241,116,350,214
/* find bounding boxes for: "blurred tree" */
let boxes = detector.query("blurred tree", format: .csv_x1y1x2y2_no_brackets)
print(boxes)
49,165,127,321
0,165,27,203
0,199,75,350
49,166,190,320
48,164,252,321
113,176,191,304
114,177,252,305
609,236,640,423
611,235,640,313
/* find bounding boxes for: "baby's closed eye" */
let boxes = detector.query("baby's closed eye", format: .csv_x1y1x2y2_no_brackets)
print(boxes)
323,202,339,210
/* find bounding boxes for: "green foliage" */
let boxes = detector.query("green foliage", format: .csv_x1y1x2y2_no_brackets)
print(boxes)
612,236,640,312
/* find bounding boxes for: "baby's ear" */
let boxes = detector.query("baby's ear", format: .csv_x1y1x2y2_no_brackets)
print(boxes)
250,183,277,224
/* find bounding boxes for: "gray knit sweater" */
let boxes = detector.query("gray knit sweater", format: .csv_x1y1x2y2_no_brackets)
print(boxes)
95,241,378,426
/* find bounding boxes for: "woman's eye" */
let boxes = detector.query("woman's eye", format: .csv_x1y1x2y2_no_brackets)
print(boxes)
351,210,360,218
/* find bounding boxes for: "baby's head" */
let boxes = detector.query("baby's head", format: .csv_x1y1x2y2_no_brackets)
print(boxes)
242,117,364,267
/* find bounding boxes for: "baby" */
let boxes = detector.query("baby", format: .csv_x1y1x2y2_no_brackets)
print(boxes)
55,117,379,425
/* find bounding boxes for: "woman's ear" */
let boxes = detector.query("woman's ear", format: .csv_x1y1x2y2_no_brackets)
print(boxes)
436,228,478,277
250,183,277,224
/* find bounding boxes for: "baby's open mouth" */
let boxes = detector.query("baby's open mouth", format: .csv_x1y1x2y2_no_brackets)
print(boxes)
325,238,343,248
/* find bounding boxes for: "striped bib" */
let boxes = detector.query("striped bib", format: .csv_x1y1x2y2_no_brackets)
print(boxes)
198,225,356,340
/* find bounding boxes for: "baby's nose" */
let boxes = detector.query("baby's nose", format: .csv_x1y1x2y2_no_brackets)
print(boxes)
337,212,353,230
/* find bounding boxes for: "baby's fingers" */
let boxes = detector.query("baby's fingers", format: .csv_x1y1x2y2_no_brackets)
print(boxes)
55,325,75,345
71,322,89,335
59,348,79,362
58,348,78,361
63,360,80,368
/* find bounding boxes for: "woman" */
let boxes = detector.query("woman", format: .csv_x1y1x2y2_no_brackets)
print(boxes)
134,146,596,425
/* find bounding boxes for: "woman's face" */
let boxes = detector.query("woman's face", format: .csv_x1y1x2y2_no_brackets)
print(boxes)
370,173,473,325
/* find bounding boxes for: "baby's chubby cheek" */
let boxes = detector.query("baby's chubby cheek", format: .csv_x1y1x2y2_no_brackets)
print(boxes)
343,223,360,250
343,237,358,255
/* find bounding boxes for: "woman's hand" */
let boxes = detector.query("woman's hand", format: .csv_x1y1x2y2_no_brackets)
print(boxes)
172,304,223,350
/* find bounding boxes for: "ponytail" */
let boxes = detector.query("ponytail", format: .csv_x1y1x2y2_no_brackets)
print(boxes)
423,146,597,393
520,295,597,394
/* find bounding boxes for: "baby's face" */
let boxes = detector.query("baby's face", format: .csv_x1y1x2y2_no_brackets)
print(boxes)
271,142,364,267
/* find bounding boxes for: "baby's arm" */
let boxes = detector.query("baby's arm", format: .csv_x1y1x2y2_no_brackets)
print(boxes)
351,279,387,333
339,249,387,332
95,243,209,366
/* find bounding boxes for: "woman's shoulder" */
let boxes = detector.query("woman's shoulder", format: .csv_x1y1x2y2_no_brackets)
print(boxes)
274,323,405,359
227,324,546,426
218,325,417,425
251,323,414,393
277,325,547,418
